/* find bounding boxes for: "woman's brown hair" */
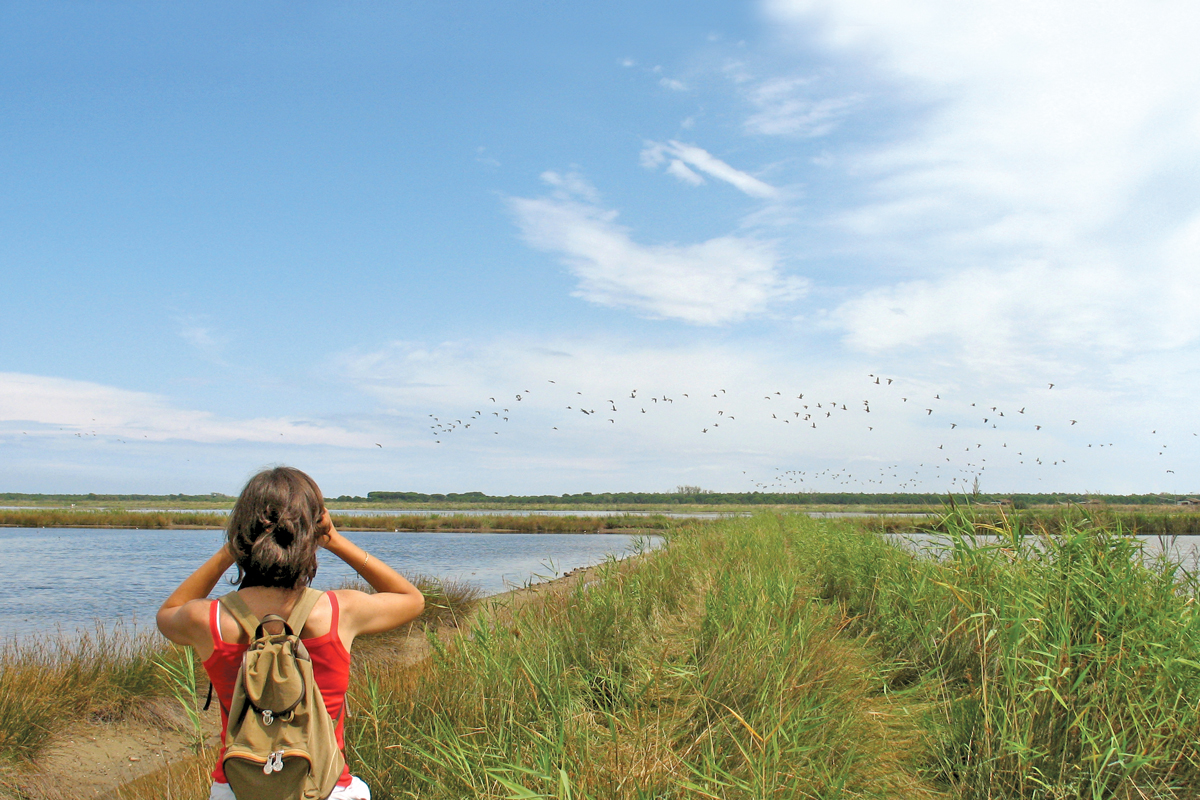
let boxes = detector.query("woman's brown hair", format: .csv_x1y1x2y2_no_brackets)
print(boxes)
227,467,326,589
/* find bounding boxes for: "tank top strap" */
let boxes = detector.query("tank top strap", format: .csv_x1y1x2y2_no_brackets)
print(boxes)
327,590,340,632
208,598,234,650
323,591,351,662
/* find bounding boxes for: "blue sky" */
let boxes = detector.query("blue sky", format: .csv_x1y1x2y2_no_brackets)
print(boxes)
4,1,1200,497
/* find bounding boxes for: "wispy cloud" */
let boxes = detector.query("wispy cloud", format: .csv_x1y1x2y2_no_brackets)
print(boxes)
659,77,688,91
762,0,1200,367
508,172,804,324
640,141,780,198
0,372,371,447
176,314,227,363
743,77,861,137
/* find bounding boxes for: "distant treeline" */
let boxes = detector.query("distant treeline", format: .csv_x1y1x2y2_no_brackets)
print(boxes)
360,490,1196,507
3,490,1197,507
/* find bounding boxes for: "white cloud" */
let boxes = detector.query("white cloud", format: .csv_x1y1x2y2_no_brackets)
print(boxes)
743,77,861,137
509,174,804,324
176,314,227,363
761,0,1200,362
538,170,600,203
666,159,705,185
659,77,688,91
640,140,780,198
0,372,371,447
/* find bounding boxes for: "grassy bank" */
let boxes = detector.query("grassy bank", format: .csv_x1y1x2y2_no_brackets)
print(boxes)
327,510,1198,798
0,576,481,767
0,508,673,532
6,509,1199,798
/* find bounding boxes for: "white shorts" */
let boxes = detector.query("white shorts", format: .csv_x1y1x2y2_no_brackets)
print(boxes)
209,775,371,800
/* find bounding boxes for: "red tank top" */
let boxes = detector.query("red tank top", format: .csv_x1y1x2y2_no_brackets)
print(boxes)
202,592,353,787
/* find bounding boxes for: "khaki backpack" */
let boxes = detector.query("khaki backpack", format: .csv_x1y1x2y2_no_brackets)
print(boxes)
218,589,346,800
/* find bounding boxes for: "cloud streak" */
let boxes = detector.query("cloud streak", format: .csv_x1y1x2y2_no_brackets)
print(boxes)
509,172,803,324
640,141,780,198
0,372,371,447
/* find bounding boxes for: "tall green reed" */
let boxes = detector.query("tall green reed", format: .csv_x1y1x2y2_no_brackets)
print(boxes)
788,506,1200,799
343,517,941,799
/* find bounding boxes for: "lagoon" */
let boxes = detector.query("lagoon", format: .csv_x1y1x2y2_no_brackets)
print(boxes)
0,528,657,642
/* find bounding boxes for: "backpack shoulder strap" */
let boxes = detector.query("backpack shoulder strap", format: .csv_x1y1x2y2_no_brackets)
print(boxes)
285,587,324,633
218,591,261,640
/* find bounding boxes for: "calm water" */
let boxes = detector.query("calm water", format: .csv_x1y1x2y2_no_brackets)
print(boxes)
890,531,1200,567
0,528,658,642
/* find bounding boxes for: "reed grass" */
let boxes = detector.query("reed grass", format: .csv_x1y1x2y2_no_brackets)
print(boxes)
330,513,674,533
0,622,167,761
9,508,1197,800
0,509,227,529
0,574,482,766
0,508,671,533
797,506,1200,798
340,518,943,799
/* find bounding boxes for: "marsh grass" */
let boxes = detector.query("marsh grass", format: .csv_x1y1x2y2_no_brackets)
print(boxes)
152,645,206,751
330,513,675,533
114,746,220,800
0,509,227,529
796,506,1200,798
0,508,672,533
0,574,480,767
0,622,167,761
341,518,944,799
8,508,1197,800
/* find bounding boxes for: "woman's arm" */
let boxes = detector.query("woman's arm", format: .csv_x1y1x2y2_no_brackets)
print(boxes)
321,511,425,639
156,545,235,648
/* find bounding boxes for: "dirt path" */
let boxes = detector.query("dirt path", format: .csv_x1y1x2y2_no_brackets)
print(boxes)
1,563,609,800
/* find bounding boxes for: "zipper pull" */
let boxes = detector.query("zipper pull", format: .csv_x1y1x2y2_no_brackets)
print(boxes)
262,708,274,726
262,750,285,774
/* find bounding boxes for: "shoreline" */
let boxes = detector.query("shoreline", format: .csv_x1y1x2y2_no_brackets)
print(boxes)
0,557,625,798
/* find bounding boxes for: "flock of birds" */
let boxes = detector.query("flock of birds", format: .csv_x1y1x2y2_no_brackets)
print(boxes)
9,374,1193,493
419,373,1197,493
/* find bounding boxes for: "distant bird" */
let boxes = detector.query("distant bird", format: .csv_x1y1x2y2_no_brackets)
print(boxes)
1070,420,1077,425
375,443,382,448
926,408,933,415
1048,383,1054,389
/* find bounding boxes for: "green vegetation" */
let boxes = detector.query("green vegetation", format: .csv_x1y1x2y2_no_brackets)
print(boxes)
0,576,481,765
0,508,230,529
331,509,1199,798
0,622,165,761
363,490,1200,507
5,490,1199,511
0,509,673,532
5,508,1200,798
